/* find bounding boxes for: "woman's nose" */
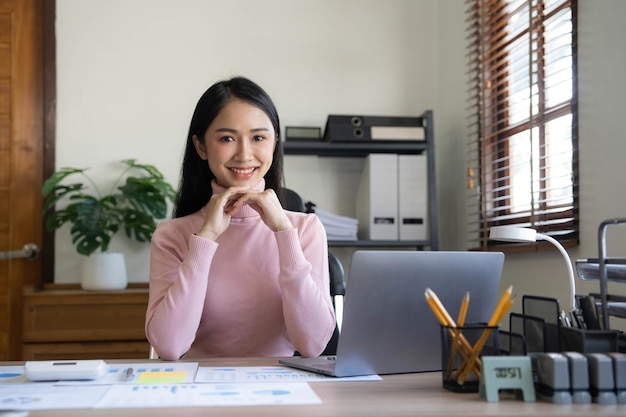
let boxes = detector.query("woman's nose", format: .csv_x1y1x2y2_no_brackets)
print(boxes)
234,139,252,161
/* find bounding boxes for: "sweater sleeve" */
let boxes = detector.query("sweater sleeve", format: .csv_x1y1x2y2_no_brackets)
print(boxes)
145,221,217,360
276,213,336,357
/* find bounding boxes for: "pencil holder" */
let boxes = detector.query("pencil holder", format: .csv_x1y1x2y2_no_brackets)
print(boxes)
440,323,500,392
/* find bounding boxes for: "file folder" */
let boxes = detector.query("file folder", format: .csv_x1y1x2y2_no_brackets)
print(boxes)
356,154,398,240
398,154,428,240
324,115,425,142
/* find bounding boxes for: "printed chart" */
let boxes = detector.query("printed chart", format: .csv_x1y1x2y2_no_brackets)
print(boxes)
96,382,321,408
196,366,381,382
58,362,199,385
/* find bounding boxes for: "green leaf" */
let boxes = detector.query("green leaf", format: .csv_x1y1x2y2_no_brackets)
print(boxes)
67,197,120,255
42,184,87,215
119,178,166,219
42,167,87,197
122,209,156,242
71,225,115,256
122,159,165,180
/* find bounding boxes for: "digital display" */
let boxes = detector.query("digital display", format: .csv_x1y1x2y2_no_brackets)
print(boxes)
493,367,522,379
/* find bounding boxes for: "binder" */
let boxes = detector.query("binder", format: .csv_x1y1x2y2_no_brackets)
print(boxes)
324,115,425,142
356,154,398,240
398,154,428,240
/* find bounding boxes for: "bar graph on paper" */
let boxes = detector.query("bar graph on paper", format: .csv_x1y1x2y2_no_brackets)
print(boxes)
195,366,380,383
95,382,322,408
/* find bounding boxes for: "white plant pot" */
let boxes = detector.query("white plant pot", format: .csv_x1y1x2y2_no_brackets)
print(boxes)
81,252,128,291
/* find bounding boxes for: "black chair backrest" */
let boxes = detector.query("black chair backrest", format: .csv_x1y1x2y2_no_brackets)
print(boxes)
283,188,344,355
328,251,346,298
283,188,306,212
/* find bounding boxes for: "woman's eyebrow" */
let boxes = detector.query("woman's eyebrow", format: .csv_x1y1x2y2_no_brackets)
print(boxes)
214,127,237,133
213,127,271,133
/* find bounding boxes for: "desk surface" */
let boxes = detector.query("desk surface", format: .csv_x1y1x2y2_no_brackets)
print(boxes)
5,357,626,417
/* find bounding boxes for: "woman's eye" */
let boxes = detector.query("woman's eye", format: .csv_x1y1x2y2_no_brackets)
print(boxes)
253,135,265,142
220,136,234,142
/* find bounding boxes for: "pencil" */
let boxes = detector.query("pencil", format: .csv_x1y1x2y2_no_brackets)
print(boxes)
444,292,470,379
424,288,456,326
457,292,470,328
425,289,480,376
456,287,514,383
455,287,514,381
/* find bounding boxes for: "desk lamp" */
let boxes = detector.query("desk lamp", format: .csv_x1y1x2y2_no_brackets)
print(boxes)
489,226,576,326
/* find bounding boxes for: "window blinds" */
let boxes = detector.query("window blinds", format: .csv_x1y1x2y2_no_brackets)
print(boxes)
465,0,578,250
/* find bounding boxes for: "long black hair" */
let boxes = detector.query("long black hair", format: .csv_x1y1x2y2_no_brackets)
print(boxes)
173,77,285,218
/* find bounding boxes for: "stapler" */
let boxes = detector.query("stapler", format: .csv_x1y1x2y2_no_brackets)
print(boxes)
532,353,572,404
606,352,626,404
562,352,592,404
586,353,617,405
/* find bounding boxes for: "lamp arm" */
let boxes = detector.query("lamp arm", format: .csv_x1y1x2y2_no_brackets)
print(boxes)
537,233,577,313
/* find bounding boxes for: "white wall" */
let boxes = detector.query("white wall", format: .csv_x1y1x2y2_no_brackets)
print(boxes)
55,0,438,282
56,0,626,332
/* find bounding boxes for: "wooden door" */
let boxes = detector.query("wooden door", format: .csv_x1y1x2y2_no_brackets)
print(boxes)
0,0,44,360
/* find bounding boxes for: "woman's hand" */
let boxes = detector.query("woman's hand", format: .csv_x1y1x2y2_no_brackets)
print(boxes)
196,187,292,240
196,186,250,240
228,188,293,232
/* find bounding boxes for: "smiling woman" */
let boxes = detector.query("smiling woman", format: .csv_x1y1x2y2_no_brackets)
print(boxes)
145,77,336,360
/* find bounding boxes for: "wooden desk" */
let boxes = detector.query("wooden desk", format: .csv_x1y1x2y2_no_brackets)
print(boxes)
6,357,626,416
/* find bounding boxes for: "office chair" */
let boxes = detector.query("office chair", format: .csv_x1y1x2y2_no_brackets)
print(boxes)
283,188,346,356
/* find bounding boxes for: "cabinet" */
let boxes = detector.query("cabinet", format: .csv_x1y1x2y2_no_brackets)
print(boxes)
283,110,437,250
22,285,150,360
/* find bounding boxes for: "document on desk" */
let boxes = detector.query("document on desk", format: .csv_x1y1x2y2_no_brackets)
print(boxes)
0,383,109,410
56,362,199,385
195,366,381,382
0,366,27,384
95,382,321,408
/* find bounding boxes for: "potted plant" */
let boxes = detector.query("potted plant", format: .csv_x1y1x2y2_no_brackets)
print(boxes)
42,159,176,290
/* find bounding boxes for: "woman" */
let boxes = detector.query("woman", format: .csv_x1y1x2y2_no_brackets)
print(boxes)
145,76,336,360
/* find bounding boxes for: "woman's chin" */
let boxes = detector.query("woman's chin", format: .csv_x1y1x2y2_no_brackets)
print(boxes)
222,176,261,189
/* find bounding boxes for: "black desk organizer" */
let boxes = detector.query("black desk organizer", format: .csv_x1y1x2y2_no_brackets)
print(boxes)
499,295,624,355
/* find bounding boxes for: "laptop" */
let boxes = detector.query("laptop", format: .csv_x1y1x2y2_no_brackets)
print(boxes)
280,250,504,377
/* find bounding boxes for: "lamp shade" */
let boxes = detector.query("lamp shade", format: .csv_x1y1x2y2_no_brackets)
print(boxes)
489,226,537,243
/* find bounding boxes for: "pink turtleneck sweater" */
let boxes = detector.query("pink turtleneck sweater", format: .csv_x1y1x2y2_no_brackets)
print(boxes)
145,180,336,360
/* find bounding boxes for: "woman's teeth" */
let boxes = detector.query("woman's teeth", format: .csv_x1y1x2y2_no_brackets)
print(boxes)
230,167,255,174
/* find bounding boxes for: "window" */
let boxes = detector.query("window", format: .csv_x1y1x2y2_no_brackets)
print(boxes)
465,0,578,250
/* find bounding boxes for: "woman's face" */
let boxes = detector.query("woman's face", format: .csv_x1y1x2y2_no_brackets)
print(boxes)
193,98,276,189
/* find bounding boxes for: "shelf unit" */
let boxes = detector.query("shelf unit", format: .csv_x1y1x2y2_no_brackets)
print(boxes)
283,110,437,251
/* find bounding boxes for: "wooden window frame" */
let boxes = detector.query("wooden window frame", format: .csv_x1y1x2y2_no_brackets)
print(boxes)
465,0,579,251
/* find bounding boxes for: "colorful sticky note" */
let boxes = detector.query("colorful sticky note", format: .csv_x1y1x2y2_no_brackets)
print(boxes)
136,371,187,384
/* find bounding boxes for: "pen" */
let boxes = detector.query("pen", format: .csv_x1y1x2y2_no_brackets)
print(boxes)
123,367,134,382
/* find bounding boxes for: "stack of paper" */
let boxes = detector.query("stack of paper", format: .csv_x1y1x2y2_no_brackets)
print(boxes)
309,205,358,241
